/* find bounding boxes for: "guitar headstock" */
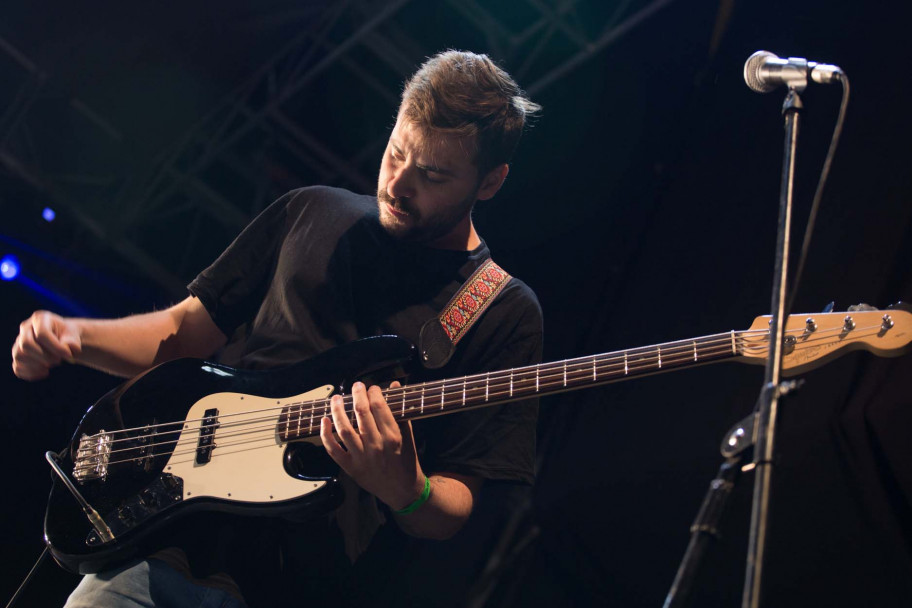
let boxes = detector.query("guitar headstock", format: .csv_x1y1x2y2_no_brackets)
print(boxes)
740,303,912,375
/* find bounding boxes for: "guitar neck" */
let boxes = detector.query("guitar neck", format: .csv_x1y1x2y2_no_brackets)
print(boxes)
280,330,746,440
391,330,744,420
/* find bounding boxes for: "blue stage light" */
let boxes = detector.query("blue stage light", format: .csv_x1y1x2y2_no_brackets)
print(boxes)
1,255,20,281
43,207,56,222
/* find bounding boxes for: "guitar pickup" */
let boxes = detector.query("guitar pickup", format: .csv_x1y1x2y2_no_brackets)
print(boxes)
196,408,219,464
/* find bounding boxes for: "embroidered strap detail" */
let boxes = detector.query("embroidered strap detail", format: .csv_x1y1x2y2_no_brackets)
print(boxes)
439,259,512,345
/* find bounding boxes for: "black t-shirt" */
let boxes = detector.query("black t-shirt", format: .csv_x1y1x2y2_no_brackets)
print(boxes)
188,185,542,483
183,186,542,605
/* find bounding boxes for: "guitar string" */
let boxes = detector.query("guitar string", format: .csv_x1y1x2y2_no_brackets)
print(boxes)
72,331,876,471
70,323,880,452
70,321,871,468
71,326,882,471
77,345,754,470
76,330,750,444
75,323,841,444
74,342,753,467
71,329,860,470
74,329,772,449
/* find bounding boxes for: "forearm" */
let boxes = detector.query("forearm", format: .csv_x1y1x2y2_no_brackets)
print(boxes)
75,298,225,377
75,313,181,377
391,472,480,540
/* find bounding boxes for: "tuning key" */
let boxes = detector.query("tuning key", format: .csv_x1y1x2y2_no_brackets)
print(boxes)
882,314,894,331
843,316,855,332
805,318,817,332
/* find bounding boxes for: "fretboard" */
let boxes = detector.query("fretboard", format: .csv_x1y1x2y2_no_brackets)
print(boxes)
278,330,747,442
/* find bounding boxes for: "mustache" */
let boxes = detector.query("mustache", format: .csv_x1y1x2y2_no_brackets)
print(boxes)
378,190,415,216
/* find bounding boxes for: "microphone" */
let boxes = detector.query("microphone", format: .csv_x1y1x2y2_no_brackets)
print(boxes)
743,51,843,93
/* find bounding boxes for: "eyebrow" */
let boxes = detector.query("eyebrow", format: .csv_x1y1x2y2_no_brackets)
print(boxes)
391,141,457,177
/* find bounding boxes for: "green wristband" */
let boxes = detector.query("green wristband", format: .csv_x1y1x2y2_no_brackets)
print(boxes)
394,475,431,515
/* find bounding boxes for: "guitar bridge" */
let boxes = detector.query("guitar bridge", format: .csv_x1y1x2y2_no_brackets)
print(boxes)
73,431,113,482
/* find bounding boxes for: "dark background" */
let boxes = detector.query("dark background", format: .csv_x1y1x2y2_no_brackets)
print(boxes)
2,1,911,606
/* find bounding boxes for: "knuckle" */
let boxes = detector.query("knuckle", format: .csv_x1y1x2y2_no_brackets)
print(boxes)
369,393,387,409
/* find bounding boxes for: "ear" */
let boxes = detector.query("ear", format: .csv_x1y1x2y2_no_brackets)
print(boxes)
476,164,510,201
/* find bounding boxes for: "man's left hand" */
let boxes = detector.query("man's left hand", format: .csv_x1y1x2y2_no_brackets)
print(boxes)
320,381,426,511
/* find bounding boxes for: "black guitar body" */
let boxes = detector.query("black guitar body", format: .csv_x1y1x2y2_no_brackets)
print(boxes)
45,336,416,574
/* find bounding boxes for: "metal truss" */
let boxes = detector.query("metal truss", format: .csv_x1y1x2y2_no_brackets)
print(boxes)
1,0,673,298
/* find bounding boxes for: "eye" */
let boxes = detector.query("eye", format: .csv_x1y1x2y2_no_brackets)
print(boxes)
422,170,446,184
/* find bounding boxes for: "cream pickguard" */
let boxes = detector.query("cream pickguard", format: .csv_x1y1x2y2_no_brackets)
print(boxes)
165,385,334,503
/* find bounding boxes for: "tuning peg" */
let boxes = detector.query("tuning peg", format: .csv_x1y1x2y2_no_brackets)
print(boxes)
822,301,835,313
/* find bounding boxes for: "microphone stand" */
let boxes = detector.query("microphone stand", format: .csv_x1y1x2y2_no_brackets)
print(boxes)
742,85,803,608
663,86,805,608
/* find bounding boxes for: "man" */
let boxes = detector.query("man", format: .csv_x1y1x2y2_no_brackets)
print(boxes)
12,50,542,607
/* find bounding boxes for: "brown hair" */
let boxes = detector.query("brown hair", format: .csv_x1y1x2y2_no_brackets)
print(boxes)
400,50,541,175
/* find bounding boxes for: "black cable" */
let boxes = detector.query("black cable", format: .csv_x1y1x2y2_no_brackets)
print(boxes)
5,546,49,608
787,73,851,314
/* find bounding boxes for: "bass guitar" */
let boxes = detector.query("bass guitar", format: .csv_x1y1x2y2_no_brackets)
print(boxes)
44,306,912,574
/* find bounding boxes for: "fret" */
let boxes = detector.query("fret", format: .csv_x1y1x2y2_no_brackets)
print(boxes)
420,386,425,414
592,357,597,381
509,369,514,397
563,361,567,387
535,367,540,392
657,346,662,369
309,403,315,435
401,389,406,418
462,377,467,406
624,352,628,375
693,340,698,361
485,372,490,402
440,380,446,410
731,330,736,355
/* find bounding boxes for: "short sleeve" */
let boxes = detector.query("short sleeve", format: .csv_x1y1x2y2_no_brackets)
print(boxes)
187,193,293,337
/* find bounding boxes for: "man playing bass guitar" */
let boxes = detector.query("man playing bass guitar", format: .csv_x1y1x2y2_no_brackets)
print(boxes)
12,50,543,608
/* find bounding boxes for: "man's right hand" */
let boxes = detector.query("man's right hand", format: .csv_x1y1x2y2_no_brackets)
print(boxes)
12,311,82,381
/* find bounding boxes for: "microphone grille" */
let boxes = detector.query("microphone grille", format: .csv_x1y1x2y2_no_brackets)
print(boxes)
744,50,777,93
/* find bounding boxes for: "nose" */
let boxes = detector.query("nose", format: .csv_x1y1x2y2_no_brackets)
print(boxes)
386,163,416,200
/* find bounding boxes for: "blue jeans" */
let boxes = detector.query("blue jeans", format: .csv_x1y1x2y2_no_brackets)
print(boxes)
64,559,247,608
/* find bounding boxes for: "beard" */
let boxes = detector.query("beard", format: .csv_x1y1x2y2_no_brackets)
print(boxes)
376,188,476,245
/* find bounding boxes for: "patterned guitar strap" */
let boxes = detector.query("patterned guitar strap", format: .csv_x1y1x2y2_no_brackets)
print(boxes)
338,258,512,561
418,258,513,369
